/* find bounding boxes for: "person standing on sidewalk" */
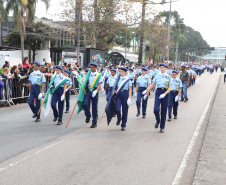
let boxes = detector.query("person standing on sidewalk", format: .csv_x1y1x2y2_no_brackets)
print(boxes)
143,63,172,133
224,66,226,83
28,62,46,122
167,70,182,121
180,65,189,102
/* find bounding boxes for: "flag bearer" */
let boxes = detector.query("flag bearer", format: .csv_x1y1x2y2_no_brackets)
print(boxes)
134,67,151,118
83,62,103,128
143,63,172,133
167,70,182,121
51,65,68,125
63,70,72,113
115,67,132,131
28,61,46,122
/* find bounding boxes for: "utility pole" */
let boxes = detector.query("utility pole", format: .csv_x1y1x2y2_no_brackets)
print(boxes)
166,0,172,64
76,0,82,66
138,1,146,64
125,10,128,62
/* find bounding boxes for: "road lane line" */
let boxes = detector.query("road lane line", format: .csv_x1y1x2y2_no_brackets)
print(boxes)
0,141,62,172
172,75,219,185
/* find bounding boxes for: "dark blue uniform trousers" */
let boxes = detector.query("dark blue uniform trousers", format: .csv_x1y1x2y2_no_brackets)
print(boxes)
65,90,70,111
83,90,98,124
168,91,179,118
106,87,113,101
28,85,41,119
115,90,129,128
136,87,148,116
51,87,64,122
154,89,169,129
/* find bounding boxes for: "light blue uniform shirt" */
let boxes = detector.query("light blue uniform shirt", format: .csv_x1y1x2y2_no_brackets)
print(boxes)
153,73,172,89
29,70,46,85
105,71,111,78
66,78,72,87
150,70,156,78
155,69,160,74
88,72,103,87
117,76,132,90
54,74,68,87
137,75,151,88
107,75,117,87
171,78,182,91
128,72,135,80
192,70,197,76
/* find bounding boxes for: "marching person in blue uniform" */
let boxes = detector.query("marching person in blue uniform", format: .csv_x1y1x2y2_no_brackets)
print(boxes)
51,65,68,125
134,67,151,118
63,70,72,113
83,62,103,128
128,68,135,96
115,67,132,131
167,70,182,121
104,66,111,93
28,61,46,122
143,63,172,133
104,68,117,101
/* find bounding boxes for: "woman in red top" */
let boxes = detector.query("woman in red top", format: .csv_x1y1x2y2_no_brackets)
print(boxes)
23,57,30,69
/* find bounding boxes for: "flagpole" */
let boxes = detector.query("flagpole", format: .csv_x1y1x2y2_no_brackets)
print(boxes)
98,110,106,124
37,101,44,115
65,101,78,128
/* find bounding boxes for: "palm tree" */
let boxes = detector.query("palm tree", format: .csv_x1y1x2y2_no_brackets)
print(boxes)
5,0,50,60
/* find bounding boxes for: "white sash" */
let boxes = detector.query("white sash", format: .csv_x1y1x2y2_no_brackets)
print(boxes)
117,76,129,94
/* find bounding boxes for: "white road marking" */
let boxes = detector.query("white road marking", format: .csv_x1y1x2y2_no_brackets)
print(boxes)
172,75,219,185
0,141,62,172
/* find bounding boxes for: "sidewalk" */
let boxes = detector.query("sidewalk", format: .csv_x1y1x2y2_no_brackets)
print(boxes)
193,75,226,185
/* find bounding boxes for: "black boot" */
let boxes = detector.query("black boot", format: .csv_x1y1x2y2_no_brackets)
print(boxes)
86,117,91,123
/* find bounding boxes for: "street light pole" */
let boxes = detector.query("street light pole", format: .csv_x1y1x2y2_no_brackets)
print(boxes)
166,0,172,64
125,11,128,62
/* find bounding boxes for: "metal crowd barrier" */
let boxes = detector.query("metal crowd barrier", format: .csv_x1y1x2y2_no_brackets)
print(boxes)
0,73,81,108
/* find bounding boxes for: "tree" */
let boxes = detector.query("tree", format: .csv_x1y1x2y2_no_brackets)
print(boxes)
5,0,50,60
4,21,58,63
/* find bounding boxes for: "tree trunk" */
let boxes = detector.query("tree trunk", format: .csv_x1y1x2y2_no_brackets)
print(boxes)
21,34,25,60
75,0,82,65
175,36,179,64
28,43,31,63
138,1,146,64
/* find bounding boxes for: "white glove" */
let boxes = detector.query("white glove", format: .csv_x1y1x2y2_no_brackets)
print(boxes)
50,85,54,88
127,98,131,106
29,93,30,97
92,90,98,97
143,95,148,100
38,93,42,100
134,93,137,97
103,91,106,95
142,90,147,95
132,80,134,84
159,94,166,99
61,94,65,101
66,89,68,92
175,95,179,102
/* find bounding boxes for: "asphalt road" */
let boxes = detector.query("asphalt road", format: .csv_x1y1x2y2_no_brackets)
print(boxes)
0,71,221,185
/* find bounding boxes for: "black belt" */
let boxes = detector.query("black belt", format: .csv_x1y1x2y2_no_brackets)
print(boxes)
120,90,128,92
171,90,178,93
157,88,167,90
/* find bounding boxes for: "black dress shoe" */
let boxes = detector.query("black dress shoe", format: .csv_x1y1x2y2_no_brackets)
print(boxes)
65,110,69,113
160,129,165,133
86,117,91,123
57,122,63,125
35,118,41,122
180,99,184,101
32,113,37,118
136,113,140,117
168,117,171,121
116,120,121,126
121,127,125,131
53,117,58,122
142,115,146,119
174,116,177,119
155,122,160,129
90,124,97,128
